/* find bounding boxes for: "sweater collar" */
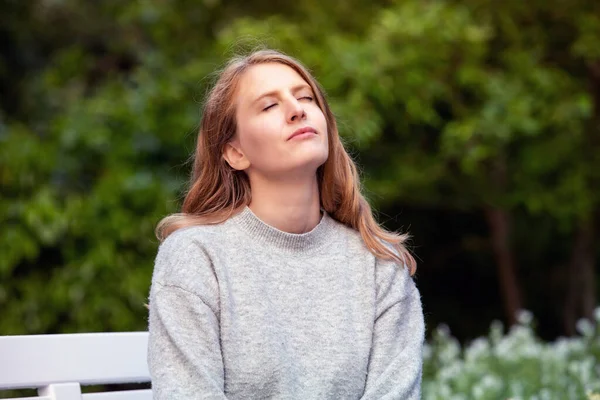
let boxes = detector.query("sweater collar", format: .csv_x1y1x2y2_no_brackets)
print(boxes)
230,206,334,253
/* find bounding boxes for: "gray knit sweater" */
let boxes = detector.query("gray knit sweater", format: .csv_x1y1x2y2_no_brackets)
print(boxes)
147,207,425,399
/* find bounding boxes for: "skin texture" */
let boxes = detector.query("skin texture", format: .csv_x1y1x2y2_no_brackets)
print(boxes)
223,63,329,234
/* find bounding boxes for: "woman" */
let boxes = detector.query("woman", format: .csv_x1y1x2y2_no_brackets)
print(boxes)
147,49,425,399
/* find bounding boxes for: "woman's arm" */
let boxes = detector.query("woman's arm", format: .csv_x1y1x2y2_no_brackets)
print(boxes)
360,259,425,400
147,233,228,399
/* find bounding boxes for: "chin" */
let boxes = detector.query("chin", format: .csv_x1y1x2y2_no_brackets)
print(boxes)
282,155,326,176
277,147,329,174
305,152,329,171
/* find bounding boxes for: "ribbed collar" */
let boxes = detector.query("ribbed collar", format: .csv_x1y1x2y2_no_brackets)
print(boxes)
230,206,335,254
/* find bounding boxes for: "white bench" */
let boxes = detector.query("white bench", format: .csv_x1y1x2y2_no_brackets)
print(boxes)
0,332,151,400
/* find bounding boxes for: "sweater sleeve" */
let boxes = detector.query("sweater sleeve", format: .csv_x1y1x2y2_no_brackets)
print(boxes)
147,232,228,400
360,258,425,400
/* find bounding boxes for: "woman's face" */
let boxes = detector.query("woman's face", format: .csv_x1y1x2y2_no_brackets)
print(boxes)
229,62,329,179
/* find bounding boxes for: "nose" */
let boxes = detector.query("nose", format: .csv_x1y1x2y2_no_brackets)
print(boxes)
287,98,306,123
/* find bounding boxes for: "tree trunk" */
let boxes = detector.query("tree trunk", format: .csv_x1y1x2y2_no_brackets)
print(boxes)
574,60,600,329
564,220,596,335
485,207,523,326
580,222,596,321
563,60,600,335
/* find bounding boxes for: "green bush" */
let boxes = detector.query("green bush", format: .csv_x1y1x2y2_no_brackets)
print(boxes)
423,309,600,400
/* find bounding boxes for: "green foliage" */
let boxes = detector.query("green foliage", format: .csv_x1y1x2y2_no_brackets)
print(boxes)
423,310,600,399
0,0,598,338
0,52,210,333
215,0,599,218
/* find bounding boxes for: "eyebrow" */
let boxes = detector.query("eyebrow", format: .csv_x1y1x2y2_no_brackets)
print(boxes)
251,83,313,106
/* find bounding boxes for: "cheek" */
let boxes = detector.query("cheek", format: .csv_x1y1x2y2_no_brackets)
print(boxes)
238,118,284,160
312,106,328,131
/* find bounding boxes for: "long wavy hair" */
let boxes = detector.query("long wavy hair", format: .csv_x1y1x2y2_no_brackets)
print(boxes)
156,49,416,274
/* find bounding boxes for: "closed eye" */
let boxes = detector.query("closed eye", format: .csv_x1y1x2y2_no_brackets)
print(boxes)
262,96,312,112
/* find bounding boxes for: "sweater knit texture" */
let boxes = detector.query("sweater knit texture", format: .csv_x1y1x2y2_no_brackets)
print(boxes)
147,207,425,399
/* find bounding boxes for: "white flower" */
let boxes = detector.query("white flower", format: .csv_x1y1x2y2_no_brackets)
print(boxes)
594,307,600,323
422,310,600,399
436,323,452,338
516,309,534,325
576,318,594,337
464,337,490,362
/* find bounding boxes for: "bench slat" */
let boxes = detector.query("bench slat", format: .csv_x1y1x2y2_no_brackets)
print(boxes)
0,390,152,400
0,332,150,390
83,389,152,400
0,397,51,400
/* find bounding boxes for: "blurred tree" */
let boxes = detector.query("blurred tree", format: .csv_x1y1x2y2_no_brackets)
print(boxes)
0,0,598,338
0,0,393,334
461,0,600,333
218,0,599,329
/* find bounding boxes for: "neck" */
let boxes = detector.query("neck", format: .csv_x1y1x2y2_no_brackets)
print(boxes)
247,173,322,234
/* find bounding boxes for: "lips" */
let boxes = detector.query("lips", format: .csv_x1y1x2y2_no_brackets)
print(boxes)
288,126,317,140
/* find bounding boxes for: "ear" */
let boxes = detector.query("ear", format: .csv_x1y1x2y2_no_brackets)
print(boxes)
223,141,251,170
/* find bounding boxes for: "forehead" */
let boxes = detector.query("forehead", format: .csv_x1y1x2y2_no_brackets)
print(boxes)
237,63,309,99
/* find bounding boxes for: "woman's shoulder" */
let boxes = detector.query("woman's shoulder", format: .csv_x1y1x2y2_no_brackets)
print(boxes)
152,223,228,291
154,223,228,273
159,222,226,251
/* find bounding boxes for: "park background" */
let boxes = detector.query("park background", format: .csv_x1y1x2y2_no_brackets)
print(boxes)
1,0,599,398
